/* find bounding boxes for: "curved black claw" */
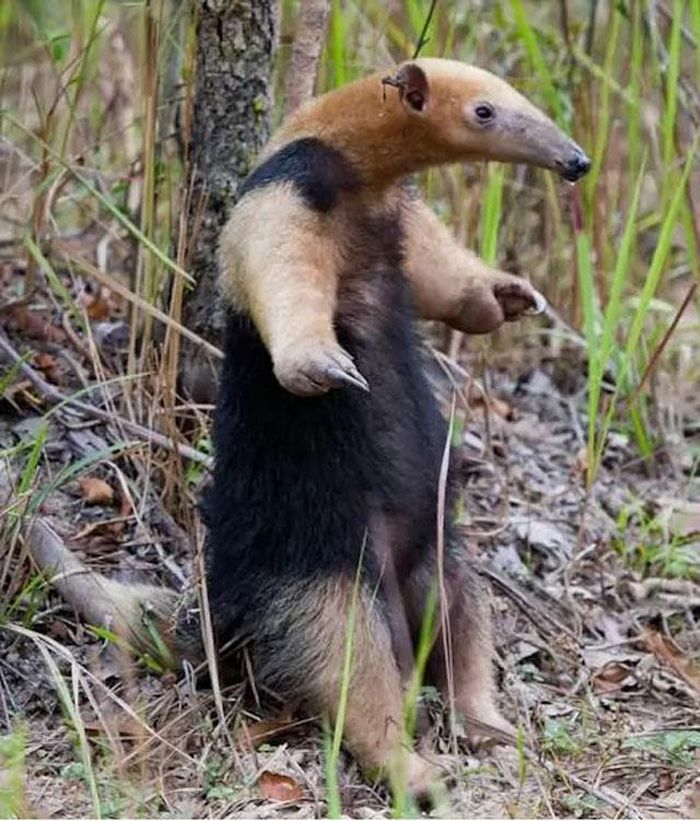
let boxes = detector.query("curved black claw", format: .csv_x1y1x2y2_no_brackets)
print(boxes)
326,365,370,392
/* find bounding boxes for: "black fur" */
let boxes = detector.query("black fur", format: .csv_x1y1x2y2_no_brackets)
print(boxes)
238,137,360,212
207,139,453,696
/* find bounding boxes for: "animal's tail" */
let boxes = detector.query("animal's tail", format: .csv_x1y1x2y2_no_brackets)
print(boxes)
27,517,187,669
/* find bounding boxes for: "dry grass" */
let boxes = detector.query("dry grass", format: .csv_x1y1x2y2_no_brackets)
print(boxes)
1,0,699,818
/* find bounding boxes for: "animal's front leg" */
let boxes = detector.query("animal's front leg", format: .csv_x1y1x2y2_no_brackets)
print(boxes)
447,260,547,334
268,287,368,396
402,196,546,334
219,188,368,396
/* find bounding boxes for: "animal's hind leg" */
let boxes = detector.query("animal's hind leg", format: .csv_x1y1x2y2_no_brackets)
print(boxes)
403,556,515,746
250,577,435,793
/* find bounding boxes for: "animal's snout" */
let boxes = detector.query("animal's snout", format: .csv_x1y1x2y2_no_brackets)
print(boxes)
560,148,591,182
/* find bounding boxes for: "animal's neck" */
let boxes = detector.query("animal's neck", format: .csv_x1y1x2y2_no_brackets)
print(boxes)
271,74,451,189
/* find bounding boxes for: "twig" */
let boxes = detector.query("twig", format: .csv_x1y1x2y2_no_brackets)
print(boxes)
0,328,211,466
477,563,580,643
412,0,439,59
625,281,697,408
538,757,644,818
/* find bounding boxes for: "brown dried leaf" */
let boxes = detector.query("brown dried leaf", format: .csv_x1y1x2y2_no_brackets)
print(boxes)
33,351,61,384
8,305,65,343
642,627,700,696
258,771,303,803
573,445,588,478
235,711,295,750
118,493,133,518
78,477,115,506
592,661,634,694
78,284,113,321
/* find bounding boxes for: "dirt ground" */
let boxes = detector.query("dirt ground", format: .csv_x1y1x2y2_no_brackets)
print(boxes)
1,305,699,818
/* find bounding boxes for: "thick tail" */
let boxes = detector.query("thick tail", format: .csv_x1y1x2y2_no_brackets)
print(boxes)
27,517,186,669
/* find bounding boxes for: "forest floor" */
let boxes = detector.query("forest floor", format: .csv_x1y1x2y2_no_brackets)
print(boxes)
1,260,699,819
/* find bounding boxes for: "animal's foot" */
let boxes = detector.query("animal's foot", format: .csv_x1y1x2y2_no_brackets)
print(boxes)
462,704,517,750
274,340,369,397
384,751,442,806
452,272,547,334
493,277,547,321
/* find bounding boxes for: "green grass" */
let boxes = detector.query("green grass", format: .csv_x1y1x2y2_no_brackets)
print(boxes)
2,0,700,815
0,727,27,818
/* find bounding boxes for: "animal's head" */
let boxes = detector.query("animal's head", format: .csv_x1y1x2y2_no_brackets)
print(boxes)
383,58,590,182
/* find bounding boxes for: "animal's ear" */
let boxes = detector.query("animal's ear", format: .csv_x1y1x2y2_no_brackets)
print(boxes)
382,63,430,113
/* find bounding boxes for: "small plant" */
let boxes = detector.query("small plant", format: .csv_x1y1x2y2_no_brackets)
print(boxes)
623,731,700,768
540,718,581,757
614,500,699,580
0,727,27,819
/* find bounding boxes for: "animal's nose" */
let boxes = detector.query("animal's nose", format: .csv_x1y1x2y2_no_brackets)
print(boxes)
561,148,591,182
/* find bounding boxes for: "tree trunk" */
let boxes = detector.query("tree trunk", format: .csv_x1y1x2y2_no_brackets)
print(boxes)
181,0,277,401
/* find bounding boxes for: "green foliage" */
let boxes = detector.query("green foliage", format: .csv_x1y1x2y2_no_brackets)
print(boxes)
0,727,27,819
614,500,699,579
541,718,581,756
623,731,700,767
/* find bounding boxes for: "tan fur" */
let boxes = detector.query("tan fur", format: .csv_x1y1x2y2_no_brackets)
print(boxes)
402,557,515,746
269,58,581,188
25,517,183,667
402,196,545,333
219,185,369,395
219,182,546,393
222,57,579,386
292,578,435,792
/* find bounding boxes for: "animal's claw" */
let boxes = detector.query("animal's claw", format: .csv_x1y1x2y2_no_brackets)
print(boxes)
326,365,370,392
275,341,369,397
522,289,547,316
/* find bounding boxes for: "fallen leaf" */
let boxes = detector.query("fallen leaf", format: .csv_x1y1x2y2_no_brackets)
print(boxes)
7,305,65,343
592,661,634,694
78,284,113,321
642,627,700,696
33,351,61,383
118,493,133,518
258,771,303,803
83,716,142,738
234,711,295,750
78,477,115,506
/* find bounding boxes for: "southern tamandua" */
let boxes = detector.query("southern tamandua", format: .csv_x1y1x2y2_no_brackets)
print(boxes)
28,59,589,795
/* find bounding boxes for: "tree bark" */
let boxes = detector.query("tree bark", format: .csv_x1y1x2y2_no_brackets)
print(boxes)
181,0,277,401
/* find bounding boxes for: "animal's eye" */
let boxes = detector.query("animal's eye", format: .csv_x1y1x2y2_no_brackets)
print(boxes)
474,102,495,123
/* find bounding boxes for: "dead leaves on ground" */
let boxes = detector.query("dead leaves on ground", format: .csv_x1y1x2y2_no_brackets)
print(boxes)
257,771,304,803
4,305,65,344
642,626,700,698
234,711,296,751
77,476,115,505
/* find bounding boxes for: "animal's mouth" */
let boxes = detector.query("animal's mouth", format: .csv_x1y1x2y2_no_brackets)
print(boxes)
556,149,592,182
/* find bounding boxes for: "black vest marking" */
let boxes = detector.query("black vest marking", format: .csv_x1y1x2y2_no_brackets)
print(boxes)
238,137,360,212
